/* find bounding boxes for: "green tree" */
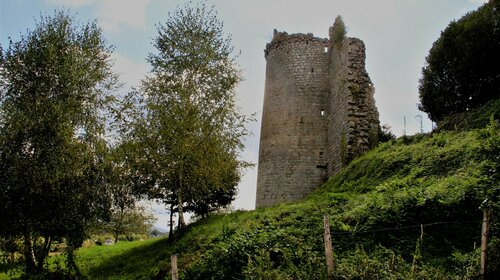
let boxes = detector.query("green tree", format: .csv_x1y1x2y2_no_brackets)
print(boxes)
378,124,396,143
119,2,252,231
0,11,117,275
418,1,500,123
330,15,346,44
98,145,156,243
94,203,156,243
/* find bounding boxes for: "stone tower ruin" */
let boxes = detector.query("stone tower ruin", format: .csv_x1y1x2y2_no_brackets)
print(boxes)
256,17,380,208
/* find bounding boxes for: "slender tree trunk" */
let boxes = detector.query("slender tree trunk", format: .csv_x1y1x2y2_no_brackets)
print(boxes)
169,204,174,238
177,173,186,229
114,212,123,243
177,191,186,229
36,235,51,271
114,205,125,243
23,228,36,274
66,245,82,277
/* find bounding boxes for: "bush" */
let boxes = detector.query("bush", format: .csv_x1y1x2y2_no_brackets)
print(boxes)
378,124,396,143
437,98,500,131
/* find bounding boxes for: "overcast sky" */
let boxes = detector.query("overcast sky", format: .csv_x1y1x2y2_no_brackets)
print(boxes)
0,0,489,228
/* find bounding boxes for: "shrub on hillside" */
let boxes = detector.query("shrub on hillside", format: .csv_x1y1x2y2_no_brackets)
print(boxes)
437,98,500,131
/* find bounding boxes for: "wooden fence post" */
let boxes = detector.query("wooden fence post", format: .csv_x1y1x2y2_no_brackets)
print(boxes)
481,208,491,278
171,254,178,280
324,215,334,280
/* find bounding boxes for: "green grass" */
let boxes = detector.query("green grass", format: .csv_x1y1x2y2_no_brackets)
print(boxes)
0,264,20,279
438,97,500,131
2,117,499,279
1,239,167,280
68,125,496,279
76,238,168,279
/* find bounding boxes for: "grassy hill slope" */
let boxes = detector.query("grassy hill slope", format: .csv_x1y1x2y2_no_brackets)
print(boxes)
3,120,499,279
437,98,500,132
70,120,500,279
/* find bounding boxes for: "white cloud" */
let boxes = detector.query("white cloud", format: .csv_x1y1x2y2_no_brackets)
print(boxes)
96,0,152,33
468,0,488,4
46,0,152,33
110,53,149,90
46,0,91,7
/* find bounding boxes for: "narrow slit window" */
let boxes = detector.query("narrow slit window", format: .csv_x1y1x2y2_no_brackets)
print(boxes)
324,46,328,53
320,109,325,116
311,68,314,73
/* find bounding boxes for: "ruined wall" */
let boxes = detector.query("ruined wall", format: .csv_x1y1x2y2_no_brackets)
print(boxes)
256,31,330,208
256,20,380,208
327,37,380,176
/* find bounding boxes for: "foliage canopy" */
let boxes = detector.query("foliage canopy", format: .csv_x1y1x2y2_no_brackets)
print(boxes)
118,2,252,232
418,1,500,122
0,11,117,275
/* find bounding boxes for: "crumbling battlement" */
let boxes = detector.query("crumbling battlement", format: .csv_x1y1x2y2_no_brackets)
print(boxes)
264,30,329,58
256,18,380,208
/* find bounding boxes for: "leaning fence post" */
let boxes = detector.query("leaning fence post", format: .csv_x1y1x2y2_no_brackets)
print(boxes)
324,215,334,280
481,208,491,278
171,254,178,280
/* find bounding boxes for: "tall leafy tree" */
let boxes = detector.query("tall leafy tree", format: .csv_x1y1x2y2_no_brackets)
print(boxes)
119,2,252,231
0,11,117,274
419,0,500,122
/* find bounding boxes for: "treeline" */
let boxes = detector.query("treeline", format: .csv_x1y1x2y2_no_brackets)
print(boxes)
0,2,251,277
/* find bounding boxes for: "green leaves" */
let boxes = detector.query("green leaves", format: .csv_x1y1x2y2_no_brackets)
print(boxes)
0,10,117,274
119,2,252,225
418,1,500,122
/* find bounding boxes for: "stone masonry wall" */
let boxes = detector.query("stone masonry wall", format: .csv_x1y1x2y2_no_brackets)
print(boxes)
256,21,380,208
256,31,330,208
327,37,380,176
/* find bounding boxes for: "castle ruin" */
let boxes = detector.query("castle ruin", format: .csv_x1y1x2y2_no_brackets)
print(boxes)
256,17,380,208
